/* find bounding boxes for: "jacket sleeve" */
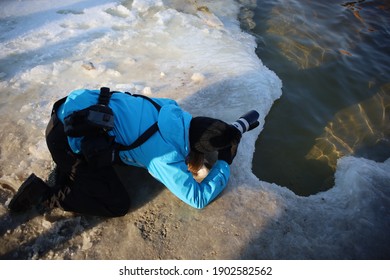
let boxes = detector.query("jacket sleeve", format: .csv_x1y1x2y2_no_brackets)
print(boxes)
149,159,230,209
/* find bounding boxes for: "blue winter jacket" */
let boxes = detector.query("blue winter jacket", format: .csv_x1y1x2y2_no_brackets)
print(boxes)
56,89,230,209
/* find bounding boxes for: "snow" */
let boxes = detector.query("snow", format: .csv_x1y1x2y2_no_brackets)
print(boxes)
0,0,389,260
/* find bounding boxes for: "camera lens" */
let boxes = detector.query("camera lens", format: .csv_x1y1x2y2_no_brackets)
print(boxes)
231,110,260,134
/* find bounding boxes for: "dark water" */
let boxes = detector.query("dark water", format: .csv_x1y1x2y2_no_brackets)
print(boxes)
247,0,390,196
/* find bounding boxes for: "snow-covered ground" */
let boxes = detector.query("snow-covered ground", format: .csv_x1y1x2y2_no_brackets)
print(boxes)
0,0,389,259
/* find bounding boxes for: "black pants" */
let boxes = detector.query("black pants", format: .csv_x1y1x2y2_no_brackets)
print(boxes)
45,107,130,217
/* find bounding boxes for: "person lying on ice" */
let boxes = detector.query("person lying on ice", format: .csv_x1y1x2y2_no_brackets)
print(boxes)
8,87,259,217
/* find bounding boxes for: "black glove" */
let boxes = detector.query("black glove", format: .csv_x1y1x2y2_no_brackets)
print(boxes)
218,144,238,165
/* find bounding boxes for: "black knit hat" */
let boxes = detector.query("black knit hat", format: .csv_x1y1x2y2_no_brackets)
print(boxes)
189,117,241,153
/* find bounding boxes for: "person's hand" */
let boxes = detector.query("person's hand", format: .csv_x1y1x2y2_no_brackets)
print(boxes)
218,143,238,165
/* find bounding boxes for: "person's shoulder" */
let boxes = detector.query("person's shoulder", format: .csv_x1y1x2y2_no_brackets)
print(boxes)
63,89,99,115
67,89,98,100
153,97,179,107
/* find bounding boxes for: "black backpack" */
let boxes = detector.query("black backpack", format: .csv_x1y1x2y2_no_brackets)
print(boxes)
62,87,161,168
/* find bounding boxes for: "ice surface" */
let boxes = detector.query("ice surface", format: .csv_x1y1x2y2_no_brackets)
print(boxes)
0,0,389,259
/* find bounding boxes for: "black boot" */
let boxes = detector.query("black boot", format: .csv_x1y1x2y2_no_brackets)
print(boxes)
8,173,51,212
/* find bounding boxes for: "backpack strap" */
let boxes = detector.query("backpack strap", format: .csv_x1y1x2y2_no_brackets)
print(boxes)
98,87,112,106
115,93,161,151
131,93,161,111
116,122,159,151
64,87,161,154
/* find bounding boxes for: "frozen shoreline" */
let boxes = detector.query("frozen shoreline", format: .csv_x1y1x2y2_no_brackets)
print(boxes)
0,0,389,259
